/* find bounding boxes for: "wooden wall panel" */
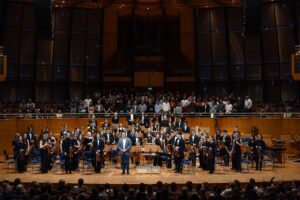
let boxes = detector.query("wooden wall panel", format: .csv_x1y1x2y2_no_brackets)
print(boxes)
103,7,118,65
1,117,300,154
180,7,195,65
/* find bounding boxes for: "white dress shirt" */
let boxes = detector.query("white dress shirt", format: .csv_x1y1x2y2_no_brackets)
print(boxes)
122,139,126,150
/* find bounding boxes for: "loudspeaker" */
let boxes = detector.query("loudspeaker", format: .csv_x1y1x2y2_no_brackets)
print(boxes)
34,0,53,39
242,0,261,37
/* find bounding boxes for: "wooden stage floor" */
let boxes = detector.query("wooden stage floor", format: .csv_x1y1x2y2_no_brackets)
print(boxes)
1,159,300,185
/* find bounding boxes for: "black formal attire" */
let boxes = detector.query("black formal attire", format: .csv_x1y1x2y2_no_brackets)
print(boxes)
176,118,185,128
60,129,68,138
92,138,105,173
40,140,49,173
26,132,36,150
146,135,153,144
220,145,230,166
112,116,120,124
151,123,159,132
199,142,208,170
104,133,114,145
189,135,199,145
126,113,136,126
71,138,80,171
207,142,216,173
139,115,149,128
112,134,119,144
222,134,232,150
182,125,190,133
83,137,93,151
62,138,74,173
153,138,162,166
154,138,162,146
88,119,98,131
15,141,27,173
231,138,242,172
253,140,266,170
174,137,185,173
160,119,169,127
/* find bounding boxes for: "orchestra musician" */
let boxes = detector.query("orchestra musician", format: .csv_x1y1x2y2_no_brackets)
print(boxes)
111,112,120,130
169,113,176,127
62,132,74,174
83,132,93,152
173,132,185,173
134,122,141,133
145,132,154,144
139,112,149,128
189,129,199,145
126,109,136,126
39,133,50,173
198,134,208,170
131,131,142,146
92,133,105,173
160,114,169,128
26,126,36,153
252,134,266,170
150,121,160,133
117,132,132,175
117,123,126,133
104,130,114,145
88,115,98,132
72,132,81,171
102,119,110,130
111,131,119,144
15,135,27,173
60,124,68,138
154,133,162,146
182,122,190,133
176,113,185,128
231,133,242,172
49,132,57,169
207,137,216,174
219,130,231,166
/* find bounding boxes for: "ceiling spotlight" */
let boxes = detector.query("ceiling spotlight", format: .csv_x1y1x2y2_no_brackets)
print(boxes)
146,7,150,10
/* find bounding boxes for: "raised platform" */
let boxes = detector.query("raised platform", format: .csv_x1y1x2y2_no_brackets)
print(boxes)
1,159,300,186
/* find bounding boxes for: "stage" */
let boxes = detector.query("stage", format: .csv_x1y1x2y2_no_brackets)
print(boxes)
1,159,300,186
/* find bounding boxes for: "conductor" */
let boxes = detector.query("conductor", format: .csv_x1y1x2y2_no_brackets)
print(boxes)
117,132,132,175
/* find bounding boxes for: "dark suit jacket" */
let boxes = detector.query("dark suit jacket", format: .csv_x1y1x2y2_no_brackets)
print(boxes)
104,133,114,144
189,135,199,145
176,118,185,128
175,138,185,151
126,114,136,125
223,135,231,149
92,139,104,153
139,115,149,127
102,122,110,129
62,138,74,153
182,125,190,133
112,116,120,124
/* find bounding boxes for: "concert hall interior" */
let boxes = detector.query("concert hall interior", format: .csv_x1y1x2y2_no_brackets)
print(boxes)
1,0,300,199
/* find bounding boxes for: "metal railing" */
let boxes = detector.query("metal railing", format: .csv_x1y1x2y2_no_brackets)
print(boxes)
0,112,299,119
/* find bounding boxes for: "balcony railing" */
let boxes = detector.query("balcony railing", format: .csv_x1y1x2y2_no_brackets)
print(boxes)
0,112,298,119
